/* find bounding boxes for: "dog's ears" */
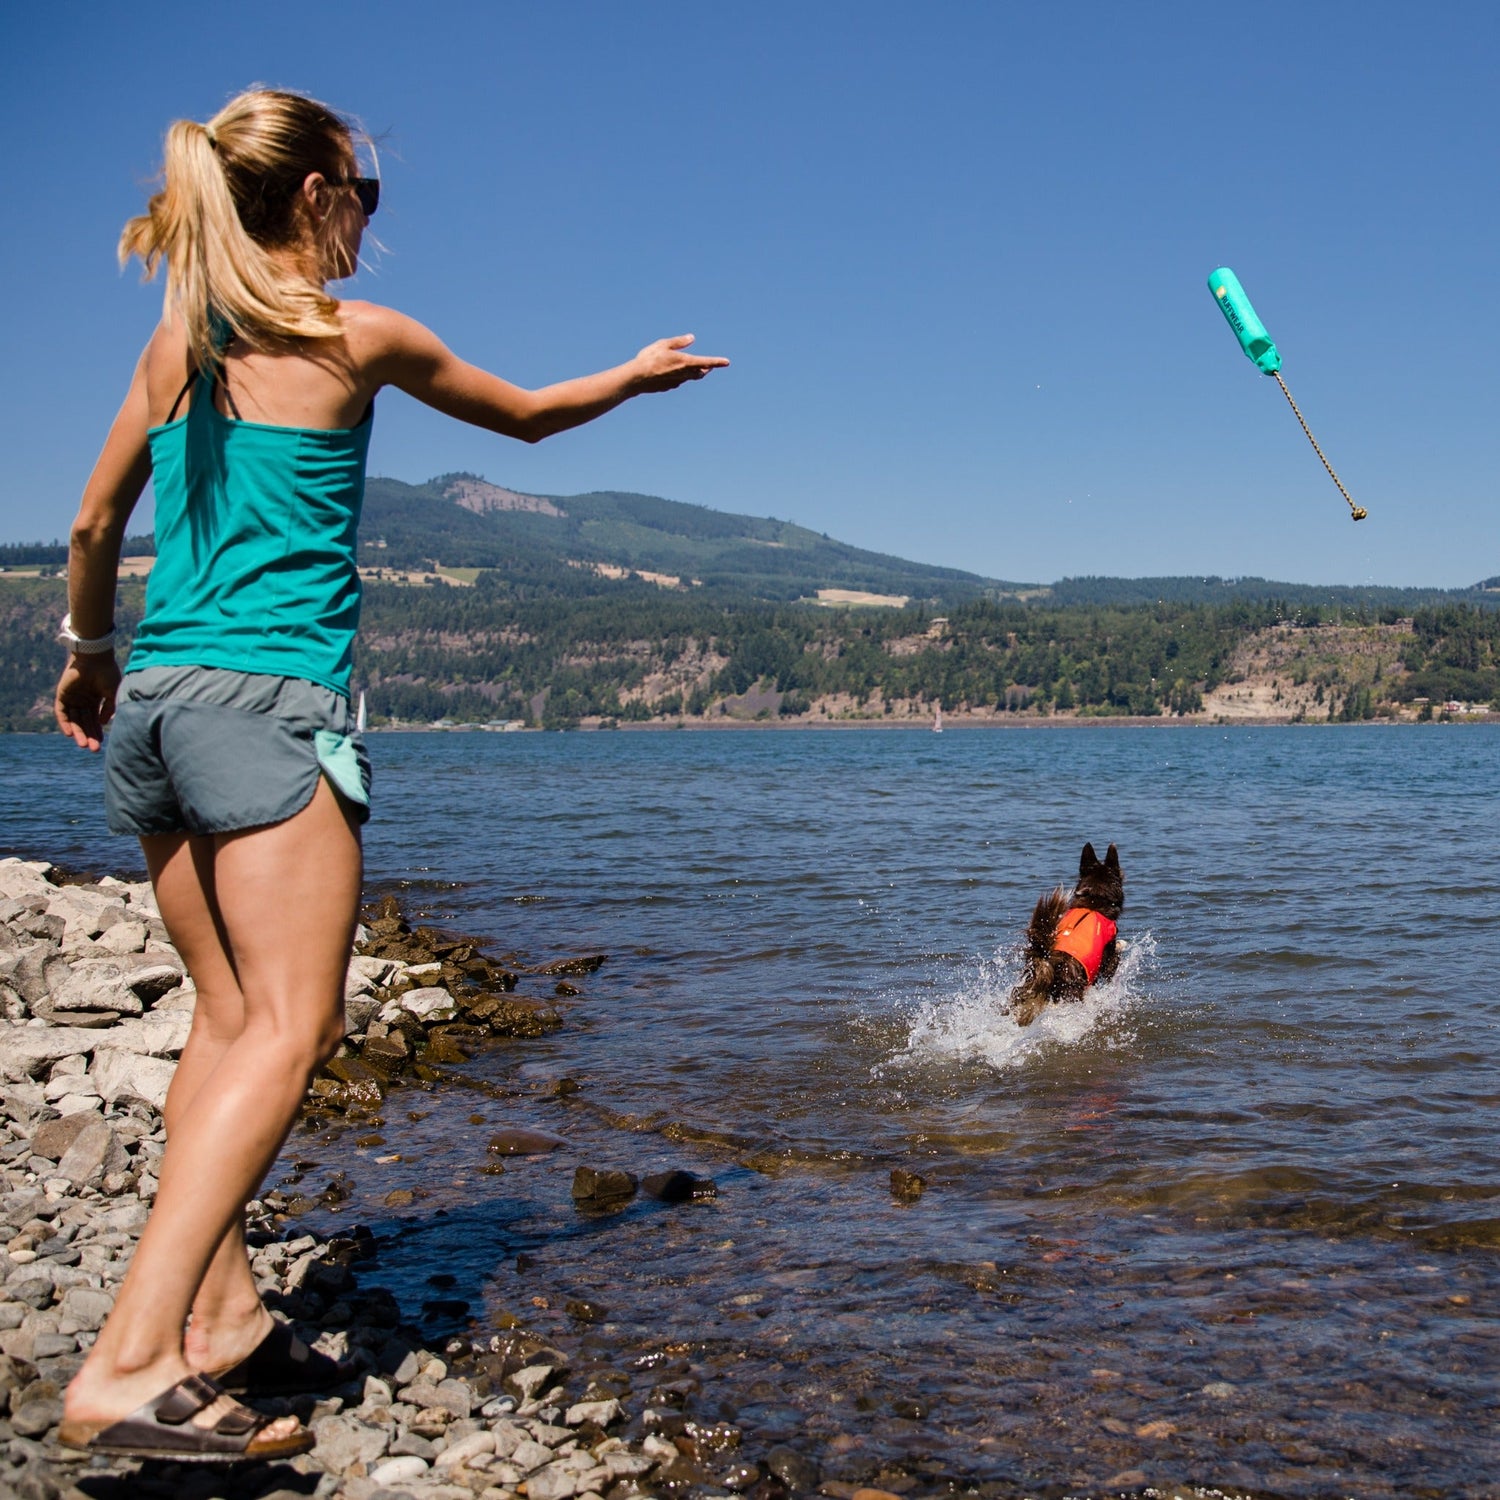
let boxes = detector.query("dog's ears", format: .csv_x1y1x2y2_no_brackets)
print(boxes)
1104,843,1120,872
1079,842,1099,873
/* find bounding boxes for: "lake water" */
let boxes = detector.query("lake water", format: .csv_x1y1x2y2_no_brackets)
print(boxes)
4,724,1499,1498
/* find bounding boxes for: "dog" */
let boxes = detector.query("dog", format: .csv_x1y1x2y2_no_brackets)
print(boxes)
1009,843,1124,1027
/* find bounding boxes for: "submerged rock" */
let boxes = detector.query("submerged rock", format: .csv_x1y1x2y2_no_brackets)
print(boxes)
488,1127,568,1156
533,954,608,976
572,1166,638,1209
766,1444,820,1492
890,1168,926,1202
642,1169,718,1203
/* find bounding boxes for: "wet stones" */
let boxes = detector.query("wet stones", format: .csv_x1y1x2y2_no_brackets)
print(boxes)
572,1166,638,1210
471,995,564,1037
766,1443,820,1492
890,1168,926,1202
489,1127,568,1156
642,1169,718,1203
532,954,608,977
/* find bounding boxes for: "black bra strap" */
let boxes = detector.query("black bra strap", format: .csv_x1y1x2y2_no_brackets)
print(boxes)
165,371,197,424
213,369,244,421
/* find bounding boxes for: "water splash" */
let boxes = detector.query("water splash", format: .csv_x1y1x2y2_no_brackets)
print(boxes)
885,931,1157,1072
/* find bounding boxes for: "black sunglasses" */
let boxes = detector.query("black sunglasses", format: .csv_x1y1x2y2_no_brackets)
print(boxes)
331,176,380,217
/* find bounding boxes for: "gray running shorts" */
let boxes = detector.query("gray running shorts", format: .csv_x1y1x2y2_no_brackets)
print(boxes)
104,666,372,838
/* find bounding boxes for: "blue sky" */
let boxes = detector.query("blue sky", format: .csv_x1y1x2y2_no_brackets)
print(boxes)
3,2,1495,586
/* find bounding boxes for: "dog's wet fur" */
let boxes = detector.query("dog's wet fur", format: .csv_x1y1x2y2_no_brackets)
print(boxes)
1009,843,1124,1027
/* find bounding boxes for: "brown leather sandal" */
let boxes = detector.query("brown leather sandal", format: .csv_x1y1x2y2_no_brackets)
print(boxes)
209,1317,348,1395
56,1372,314,1463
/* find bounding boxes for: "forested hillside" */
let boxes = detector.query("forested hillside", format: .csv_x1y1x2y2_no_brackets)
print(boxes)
5,470,1499,731
5,572,1500,732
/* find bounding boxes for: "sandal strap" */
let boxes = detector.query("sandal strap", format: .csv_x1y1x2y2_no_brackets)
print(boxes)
85,1373,280,1457
153,1373,225,1425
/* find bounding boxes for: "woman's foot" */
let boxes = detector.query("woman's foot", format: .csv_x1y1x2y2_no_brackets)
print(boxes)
59,1371,312,1462
65,1352,305,1451
206,1316,349,1395
183,1300,276,1380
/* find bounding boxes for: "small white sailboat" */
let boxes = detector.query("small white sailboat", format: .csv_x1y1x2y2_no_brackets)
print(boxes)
932,704,943,734
356,691,368,733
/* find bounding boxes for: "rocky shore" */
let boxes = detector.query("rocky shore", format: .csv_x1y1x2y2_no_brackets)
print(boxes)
0,857,877,1500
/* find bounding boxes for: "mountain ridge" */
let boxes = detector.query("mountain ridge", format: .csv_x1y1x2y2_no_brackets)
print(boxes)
352,472,1496,614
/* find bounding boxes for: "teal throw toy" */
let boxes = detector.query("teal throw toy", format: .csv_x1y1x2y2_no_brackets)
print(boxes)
1207,267,1367,521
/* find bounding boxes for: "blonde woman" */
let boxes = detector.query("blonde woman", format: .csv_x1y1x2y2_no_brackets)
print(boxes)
55,87,726,1462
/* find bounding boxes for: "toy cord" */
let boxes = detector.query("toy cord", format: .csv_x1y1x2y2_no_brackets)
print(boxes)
1272,372,1368,521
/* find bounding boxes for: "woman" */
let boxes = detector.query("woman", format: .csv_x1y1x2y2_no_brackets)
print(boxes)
55,86,725,1462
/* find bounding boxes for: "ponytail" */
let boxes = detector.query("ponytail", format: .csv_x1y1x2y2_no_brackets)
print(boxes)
119,89,359,369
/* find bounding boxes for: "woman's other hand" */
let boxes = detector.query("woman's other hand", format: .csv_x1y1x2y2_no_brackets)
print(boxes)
56,654,122,752
631,335,730,393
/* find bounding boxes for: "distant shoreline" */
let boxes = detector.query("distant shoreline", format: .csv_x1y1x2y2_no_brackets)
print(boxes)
365,714,1499,734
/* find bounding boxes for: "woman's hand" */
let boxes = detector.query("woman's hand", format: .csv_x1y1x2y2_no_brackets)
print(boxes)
55,654,122,752
631,335,730,393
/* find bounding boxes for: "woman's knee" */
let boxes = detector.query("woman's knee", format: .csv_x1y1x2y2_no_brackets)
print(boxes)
240,1003,347,1075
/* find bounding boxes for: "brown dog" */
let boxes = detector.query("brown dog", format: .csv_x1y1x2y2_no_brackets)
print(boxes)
1009,843,1124,1027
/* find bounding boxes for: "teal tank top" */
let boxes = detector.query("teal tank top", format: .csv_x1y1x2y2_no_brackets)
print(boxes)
128,365,373,696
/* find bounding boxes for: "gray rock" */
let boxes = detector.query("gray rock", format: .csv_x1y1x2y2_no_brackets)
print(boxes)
92,921,148,955
29,1114,95,1163
565,1398,621,1427
312,1413,390,1473
0,896,44,926
641,1169,717,1203
571,1166,637,1208
104,1012,193,1057
389,1427,439,1459
486,1127,567,1156
433,1430,495,1469
0,860,54,901
44,887,127,940
90,1049,177,1110
507,1364,560,1401
370,1455,430,1485
527,1462,580,1500
0,945,54,1008
765,1445,819,1492
489,1418,528,1457
510,1436,555,1472
125,962,187,1004
9,1394,62,1436
6,1280,54,1311
46,959,145,1017
345,995,382,1035
58,1286,113,1333
396,987,458,1023
604,1451,656,1481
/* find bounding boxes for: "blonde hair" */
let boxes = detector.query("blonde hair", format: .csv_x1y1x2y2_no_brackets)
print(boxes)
120,88,361,369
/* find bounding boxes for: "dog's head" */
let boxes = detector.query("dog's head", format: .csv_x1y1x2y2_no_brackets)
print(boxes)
1074,842,1124,919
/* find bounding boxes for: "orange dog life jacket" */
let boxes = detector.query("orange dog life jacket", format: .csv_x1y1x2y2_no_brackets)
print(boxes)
1051,907,1118,984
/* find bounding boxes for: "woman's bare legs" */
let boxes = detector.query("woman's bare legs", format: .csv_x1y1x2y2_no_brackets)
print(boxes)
142,834,272,1373
64,778,360,1433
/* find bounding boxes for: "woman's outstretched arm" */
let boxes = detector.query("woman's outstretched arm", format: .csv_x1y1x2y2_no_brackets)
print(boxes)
358,305,728,443
56,345,153,750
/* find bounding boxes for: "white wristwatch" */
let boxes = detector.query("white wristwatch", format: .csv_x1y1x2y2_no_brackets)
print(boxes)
59,613,118,655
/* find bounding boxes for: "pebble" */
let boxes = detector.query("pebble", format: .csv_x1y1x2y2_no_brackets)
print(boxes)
370,1453,431,1484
